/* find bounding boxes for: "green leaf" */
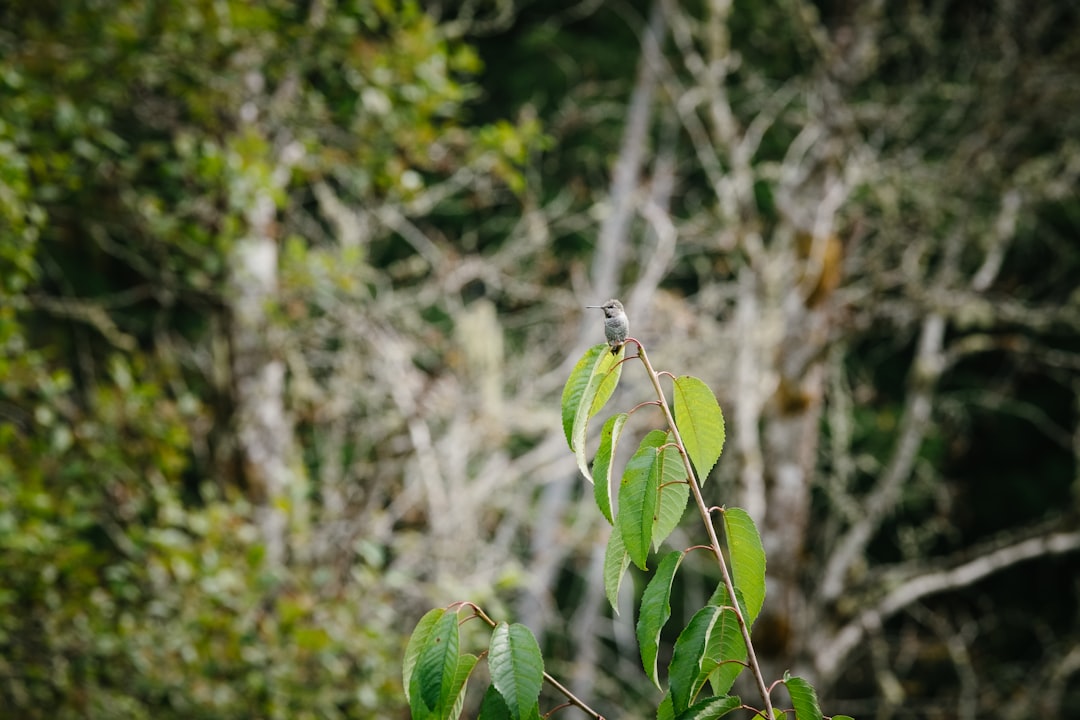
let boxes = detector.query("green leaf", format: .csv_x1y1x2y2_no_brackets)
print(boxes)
561,345,604,446
668,605,722,713
698,584,750,696
637,550,684,687
478,684,512,720
721,509,764,626
674,695,742,720
591,346,624,414
445,654,479,720
488,622,545,720
652,431,689,549
702,589,747,698
412,608,460,715
404,608,445,710
593,412,628,525
721,507,766,625
561,344,598,446
657,693,675,720
561,344,624,482
604,523,632,613
619,430,667,570
784,674,824,720
673,376,725,483
478,685,540,720
653,479,689,550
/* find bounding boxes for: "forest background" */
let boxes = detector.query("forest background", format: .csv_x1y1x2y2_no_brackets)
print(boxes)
2,0,1079,718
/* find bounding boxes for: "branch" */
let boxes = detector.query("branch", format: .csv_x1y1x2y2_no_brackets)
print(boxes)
732,268,767,521
819,311,946,601
1043,642,1080,715
588,0,666,305
970,188,1020,292
372,205,444,267
543,671,608,720
627,110,678,317
313,181,368,249
816,529,1080,683
25,294,137,352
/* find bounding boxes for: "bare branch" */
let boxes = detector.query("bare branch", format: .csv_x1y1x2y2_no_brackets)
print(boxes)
971,189,1020,292
732,268,768,521
313,181,369,249
627,110,678,317
820,312,946,601
817,529,1080,683
588,0,666,305
25,294,138,352
372,205,444,267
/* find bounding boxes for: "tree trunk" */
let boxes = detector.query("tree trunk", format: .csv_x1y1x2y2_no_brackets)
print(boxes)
229,212,292,570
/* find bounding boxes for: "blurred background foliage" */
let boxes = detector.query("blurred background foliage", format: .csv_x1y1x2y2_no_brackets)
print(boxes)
1,0,1079,718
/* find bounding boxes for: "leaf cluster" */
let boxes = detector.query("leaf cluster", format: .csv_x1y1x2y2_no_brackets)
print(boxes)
406,344,851,720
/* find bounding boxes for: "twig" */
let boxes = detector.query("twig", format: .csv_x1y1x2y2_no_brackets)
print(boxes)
543,671,607,720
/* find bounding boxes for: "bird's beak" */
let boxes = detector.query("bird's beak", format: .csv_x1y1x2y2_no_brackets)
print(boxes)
585,305,601,308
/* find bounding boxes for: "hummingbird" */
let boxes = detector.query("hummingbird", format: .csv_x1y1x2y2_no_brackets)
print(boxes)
586,299,629,354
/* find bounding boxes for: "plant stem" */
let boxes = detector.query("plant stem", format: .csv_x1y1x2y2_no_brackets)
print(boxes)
543,671,607,719
636,344,775,718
